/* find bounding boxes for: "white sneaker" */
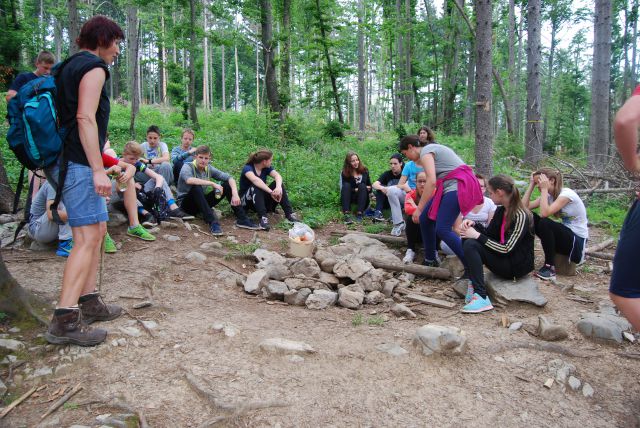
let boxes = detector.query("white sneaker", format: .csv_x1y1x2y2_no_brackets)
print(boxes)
403,249,416,264
390,222,406,237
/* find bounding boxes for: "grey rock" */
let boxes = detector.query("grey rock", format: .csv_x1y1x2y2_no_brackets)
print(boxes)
287,355,305,363
263,281,289,301
413,324,467,356
96,414,136,428
376,343,408,357
141,320,158,330
313,248,333,264
254,248,287,268
355,268,388,292
339,233,385,247
0,378,6,396
284,288,312,306
337,287,364,309
185,251,207,264
118,326,142,337
107,212,128,227
8,327,19,333
117,338,127,347
212,322,239,337
568,376,581,391
548,359,576,384
111,339,119,347
398,273,415,282
441,255,465,278
623,332,636,342
537,316,568,341
0,214,16,224
333,256,373,280
577,312,631,343
391,303,417,319
27,366,53,379
259,338,316,355
305,290,338,310
0,339,24,351
200,241,223,251
452,278,471,298
485,272,547,307
244,269,270,295
382,278,400,297
265,263,291,281
289,258,322,278
284,277,329,291
320,258,338,273
597,300,618,316
509,322,523,331
214,269,245,288
163,234,181,242
318,271,340,287
365,290,385,305
30,240,57,251
69,425,92,428
582,383,594,398
39,416,61,427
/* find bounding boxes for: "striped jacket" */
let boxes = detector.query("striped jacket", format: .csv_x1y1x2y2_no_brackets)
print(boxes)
475,206,535,279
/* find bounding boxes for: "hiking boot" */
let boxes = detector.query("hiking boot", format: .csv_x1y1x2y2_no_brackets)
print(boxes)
104,233,117,253
127,224,156,241
391,222,406,237
372,210,385,222
56,239,73,258
141,212,157,228
210,222,223,236
168,207,195,221
344,214,354,225
44,308,107,346
260,216,270,231
462,293,494,313
535,264,556,281
236,217,260,230
79,292,123,324
286,212,300,223
402,248,416,264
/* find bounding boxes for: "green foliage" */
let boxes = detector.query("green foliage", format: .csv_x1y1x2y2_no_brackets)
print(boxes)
63,402,79,410
323,119,344,139
586,196,631,235
366,315,385,326
0,312,6,322
351,313,363,326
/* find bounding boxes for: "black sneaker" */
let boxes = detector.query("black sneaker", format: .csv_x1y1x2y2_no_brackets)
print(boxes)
355,213,364,222
423,258,440,268
344,214,354,225
210,222,223,236
535,264,556,281
236,217,260,230
286,212,300,222
372,210,385,222
169,207,195,221
259,216,270,231
141,212,157,228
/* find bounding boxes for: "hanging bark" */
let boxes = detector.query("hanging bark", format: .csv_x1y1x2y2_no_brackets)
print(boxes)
188,0,199,128
357,0,365,132
588,0,613,169
280,0,292,115
474,0,493,177
524,0,543,166
126,6,139,138
67,0,79,55
314,0,343,123
260,0,281,115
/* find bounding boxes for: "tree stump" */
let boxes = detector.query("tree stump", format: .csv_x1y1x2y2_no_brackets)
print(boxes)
554,254,577,276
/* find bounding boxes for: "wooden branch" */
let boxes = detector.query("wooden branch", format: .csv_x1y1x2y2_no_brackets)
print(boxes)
0,386,37,418
586,238,615,253
575,188,636,195
365,257,451,279
40,383,83,420
489,341,599,358
403,293,456,309
330,231,406,245
586,251,615,260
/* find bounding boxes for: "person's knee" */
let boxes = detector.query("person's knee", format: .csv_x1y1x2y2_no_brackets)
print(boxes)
463,238,482,252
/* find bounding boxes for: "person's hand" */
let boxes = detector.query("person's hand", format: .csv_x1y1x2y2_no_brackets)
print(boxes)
141,158,149,165
538,173,550,191
271,187,282,202
120,165,134,183
460,219,475,231
411,207,422,224
381,186,389,195
460,227,480,240
105,165,121,176
213,183,224,194
529,172,538,187
189,147,197,154
93,170,112,197
135,182,142,191
152,187,164,200
231,194,241,206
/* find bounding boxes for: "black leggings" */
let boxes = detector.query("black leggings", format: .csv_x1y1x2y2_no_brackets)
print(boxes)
533,213,585,265
180,181,249,224
463,239,519,299
405,216,422,251
243,182,293,217
173,159,185,183
341,182,369,213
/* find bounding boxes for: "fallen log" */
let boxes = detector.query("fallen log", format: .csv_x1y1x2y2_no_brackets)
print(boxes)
586,251,615,261
575,188,636,195
586,238,615,253
403,293,456,309
365,257,451,280
330,231,406,245
0,386,36,418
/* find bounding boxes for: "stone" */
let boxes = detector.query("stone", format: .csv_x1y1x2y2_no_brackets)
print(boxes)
259,338,316,355
254,248,287,268
412,324,467,356
568,376,581,391
337,287,365,309
141,320,158,330
494,356,506,363
265,263,291,281
30,240,57,251
623,332,636,342
452,278,470,298
200,241,223,251
163,234,181,242
287,355,305,363
263,281,289,301
391,303,416,319
382,278,400,297
485,272,547,307
0,378,6,396
548,359,576,384
0,214,15,224
107,212,128,227
355,268,388,292
305,290,338,310
185,251,206,264
111,339,119,347
244,269,270,295
554,254,577,276
576,312,631,343
597,300,618,316
582,383,594,398
0,339,24,351
318,271,340,287
212,322,239,337
284,288,312,306
376,343,408,357
28,366,53,379
214,269,245,288
364,290,385,305
320,258,338,273
118,326,142,337
441,255,465,278
313,248,333,264
117,338,127,347
284,277,329,291
537,316,568,341
289,258,321,278
509,322,523,331
333,257,373,280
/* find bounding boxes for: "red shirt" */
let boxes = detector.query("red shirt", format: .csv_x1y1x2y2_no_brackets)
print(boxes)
633,85,640,96
102,153,119,168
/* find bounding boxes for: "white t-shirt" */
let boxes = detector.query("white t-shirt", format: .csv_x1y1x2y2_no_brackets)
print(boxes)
141,141,169,160
549,188,589,239
464,196,497,227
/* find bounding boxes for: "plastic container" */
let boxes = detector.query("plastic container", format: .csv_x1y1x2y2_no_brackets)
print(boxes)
287,223,315,257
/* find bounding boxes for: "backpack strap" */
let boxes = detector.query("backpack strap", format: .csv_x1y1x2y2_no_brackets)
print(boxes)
12,166,26,215
10,170,36,244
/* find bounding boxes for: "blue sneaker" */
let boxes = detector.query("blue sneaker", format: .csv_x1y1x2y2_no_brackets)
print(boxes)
236,217,260,230
462,293,494,313
210,222,223,236
465,282,474,304
56,239,73,257
363,207,376,218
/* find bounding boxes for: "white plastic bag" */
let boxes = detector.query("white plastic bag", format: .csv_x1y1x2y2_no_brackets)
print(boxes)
288,222,315,243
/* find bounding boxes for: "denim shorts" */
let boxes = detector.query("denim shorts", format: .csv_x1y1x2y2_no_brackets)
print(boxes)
46,161,108,227
610,200,640,298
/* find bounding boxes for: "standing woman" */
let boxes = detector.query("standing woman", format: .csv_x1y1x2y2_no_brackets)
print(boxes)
340,151,372,224
459,175,535,313
523,168,588,281
45,16,125,346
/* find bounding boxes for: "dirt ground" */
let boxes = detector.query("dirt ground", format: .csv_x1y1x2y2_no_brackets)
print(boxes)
1,215,639,427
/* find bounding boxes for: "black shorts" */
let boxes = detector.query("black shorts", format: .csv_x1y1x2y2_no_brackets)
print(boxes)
610,199,640,298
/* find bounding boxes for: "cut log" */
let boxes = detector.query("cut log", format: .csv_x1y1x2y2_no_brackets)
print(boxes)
575,188,635,195
586,238,615,253
586,251,615,260
365,258,451,279
403,293,456,309
330,231,406,245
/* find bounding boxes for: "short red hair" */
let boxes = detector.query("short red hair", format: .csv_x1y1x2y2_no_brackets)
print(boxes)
77,15,125,50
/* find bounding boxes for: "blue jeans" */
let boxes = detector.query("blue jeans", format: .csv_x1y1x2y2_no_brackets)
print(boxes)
420,191,464,264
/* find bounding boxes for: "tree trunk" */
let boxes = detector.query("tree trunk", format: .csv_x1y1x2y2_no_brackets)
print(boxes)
159,12,167,104
202,3,209,110
0,251,49,325
588,0,612,169
256,39,260,113
474,0,493,177
403,0,412,123
542,23,557,148
314,0,343,123
54,11,63,61
221,45,226,111
234,44,240,111
280,0,291,115
508,0,517,137
463,40,475,135
67,0,79,55
424,0,439,125
632,0,638,91
515,10,524,143
126,6,139,138
260,0,281,115
357,0,365,132
524,0,543,166
0,154,15,214
188,0,199,128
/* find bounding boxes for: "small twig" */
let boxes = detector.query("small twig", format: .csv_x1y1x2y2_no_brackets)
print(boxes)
40,383,82,420
119,295,146,300
489,341,599,358
130,246,150,253
616,352,640,360
0,386,37,418
515,375,531,383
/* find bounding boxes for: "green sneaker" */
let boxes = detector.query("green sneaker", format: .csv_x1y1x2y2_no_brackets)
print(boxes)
127,224,156,241
103,233,117,253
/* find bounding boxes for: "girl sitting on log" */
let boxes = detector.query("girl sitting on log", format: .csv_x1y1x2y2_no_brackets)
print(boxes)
523,168,588,281
402,171,427,264
458,174,535,313
340,151,372,224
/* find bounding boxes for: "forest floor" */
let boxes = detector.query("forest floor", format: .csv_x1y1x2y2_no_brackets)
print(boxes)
1,214,639,427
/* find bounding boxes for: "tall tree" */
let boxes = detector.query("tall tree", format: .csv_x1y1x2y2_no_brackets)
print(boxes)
357,0,365,132
507,0,518,137
524,0,543,165
203,2,210,110
188,0,199,127
474,0,493,176
314,0,343,123
260,0,281,115
280,0,292,115
68,0,79,55
126,5,140,138
589,0,613,169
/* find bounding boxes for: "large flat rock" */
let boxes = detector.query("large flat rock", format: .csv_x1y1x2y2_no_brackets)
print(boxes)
485,272,547,307
577,312,631,343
